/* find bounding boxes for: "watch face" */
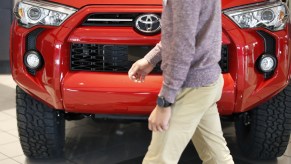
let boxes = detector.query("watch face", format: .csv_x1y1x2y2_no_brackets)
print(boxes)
157,97,165,107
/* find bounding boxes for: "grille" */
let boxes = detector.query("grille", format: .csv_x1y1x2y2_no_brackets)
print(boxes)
71,44,160,72
71,44,229,73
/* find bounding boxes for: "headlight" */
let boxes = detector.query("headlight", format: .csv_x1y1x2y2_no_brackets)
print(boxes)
14,0,77,28
224,2,289,31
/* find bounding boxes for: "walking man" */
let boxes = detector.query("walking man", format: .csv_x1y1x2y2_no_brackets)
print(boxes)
128,0,234,163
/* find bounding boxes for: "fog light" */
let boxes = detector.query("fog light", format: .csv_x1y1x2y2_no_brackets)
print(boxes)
256,54,277,79
258,54,277,73
260,57,275,72
24,51,43,70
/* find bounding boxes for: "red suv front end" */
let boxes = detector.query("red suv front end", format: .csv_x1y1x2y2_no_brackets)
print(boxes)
10,0,291,160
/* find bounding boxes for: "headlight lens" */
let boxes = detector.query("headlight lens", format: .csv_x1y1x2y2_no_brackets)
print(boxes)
14,0,77,28
224,2,289,31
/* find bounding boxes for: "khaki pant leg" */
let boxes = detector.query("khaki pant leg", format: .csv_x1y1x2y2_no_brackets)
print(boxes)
192,75,234,164
192,104,234,164
143,75,226,164
192,129,212,162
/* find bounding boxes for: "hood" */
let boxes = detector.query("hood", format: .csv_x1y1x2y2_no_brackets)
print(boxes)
222,0,266,9
48,0,267,9
48,0,162,8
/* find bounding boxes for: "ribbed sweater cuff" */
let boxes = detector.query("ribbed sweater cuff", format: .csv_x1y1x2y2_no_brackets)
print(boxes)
143,49,161,67
159,84,179,104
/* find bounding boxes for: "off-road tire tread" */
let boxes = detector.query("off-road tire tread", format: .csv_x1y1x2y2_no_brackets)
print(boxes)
235,83,291,160
16,86,65,159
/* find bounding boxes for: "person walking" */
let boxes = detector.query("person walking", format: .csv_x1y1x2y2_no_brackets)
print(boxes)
128,0,234,163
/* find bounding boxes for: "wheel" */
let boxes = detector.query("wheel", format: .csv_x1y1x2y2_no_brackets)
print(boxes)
235,83,291,160
16,86,65,159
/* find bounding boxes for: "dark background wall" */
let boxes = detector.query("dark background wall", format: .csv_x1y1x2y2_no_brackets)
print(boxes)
0,0,13,74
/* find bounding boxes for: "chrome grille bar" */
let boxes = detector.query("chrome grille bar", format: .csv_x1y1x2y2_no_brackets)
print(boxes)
87,18,133,22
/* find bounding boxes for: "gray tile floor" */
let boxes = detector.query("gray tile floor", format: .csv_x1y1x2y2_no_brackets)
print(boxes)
0,75,290,164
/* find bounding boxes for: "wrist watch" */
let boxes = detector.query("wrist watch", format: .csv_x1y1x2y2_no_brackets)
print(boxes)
157,96,172,108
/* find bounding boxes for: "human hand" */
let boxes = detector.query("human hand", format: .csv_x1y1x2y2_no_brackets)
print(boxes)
148,105,172,132
128,58,154,83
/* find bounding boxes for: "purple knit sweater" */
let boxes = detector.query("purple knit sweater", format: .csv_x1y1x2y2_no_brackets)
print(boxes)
144,0,222,103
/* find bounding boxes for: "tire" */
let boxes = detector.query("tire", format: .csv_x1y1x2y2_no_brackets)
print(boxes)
235,83,291,160
16,86,65,159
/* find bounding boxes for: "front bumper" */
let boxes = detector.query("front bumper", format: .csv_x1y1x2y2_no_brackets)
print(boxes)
10,5,291,115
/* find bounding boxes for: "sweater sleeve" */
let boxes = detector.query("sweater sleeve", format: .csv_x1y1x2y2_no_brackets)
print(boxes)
159,0,201,103
143,42,162,66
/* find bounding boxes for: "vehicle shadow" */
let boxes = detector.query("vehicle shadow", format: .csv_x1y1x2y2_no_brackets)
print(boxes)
24,119,290,164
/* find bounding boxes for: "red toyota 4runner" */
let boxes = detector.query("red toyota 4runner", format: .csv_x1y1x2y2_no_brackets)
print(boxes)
10,0,291,160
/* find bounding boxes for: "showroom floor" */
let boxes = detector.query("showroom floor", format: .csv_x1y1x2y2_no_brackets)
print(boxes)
0,75,291,164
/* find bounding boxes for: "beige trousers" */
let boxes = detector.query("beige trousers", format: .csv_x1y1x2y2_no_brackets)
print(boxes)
143,75,234,164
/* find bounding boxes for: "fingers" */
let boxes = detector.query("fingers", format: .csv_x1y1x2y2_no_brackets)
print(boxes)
128,64,138,81
148,119,153,131
135,73,145,83
149,123,168,132
128,66,143,83
129,72,145,83
128,60,148,83
161,123,169,131
148,120,169,132
140,73,146,83
156,126,164,132
152,124,158,132
148,107,171,132
148,119,158,132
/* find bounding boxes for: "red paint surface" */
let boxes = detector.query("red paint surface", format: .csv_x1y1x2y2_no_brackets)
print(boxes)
48,0,266,10
10,0,290,116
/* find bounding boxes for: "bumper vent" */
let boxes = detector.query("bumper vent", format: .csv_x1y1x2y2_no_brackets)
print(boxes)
71,44,229,73
220,45,229,73
257,30,276,55
26,28,45,50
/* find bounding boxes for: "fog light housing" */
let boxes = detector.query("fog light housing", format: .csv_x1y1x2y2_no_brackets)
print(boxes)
24,51,43,73
256,54,277,79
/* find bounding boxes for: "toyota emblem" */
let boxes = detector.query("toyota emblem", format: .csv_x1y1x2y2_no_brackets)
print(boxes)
135,14,161,35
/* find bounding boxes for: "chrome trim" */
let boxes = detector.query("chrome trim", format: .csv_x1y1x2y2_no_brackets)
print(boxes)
87,18,133,22
134,14,161,34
